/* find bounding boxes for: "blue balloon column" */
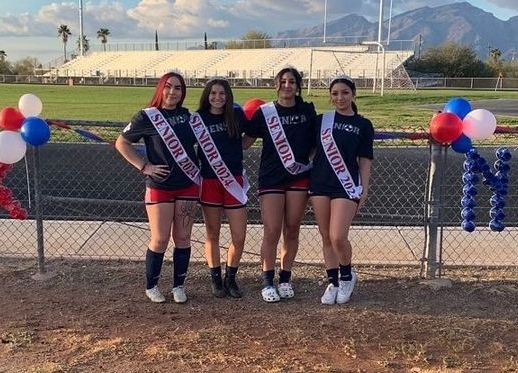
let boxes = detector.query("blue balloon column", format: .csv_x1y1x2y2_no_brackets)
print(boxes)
461,147,511,232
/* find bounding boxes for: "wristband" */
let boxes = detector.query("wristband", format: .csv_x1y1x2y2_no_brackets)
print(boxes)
139,162,148,172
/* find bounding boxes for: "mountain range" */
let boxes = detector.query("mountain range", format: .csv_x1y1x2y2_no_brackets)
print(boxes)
275,1,518,61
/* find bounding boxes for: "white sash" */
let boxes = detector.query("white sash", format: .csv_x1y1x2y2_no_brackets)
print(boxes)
321,111,362,199
190,113,249,204
260,102,312,175
143,107,200,185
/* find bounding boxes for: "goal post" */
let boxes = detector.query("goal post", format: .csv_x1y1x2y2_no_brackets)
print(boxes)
306,47,416,96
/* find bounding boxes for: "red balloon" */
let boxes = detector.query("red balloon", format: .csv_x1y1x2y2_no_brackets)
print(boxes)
9,207,28,220
0,107,25,131
243,98,265,120
429,112,463,144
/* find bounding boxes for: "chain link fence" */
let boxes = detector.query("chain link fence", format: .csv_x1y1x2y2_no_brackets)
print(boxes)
1,121,517,280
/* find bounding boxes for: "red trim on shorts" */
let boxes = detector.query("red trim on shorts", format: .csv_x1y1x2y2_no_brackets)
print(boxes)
145,184,199,204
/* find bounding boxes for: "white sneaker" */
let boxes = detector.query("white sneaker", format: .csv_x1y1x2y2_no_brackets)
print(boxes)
172,286,187,303
261,286,280,303
277,282,295,299
321,284,338,305
337,272,357,304
145,285,166,303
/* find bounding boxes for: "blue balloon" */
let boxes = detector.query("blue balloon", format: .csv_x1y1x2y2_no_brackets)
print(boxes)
463,159,477,172
466,147,479,159
489,207,505,220
494,160,510,173
496,147,512,162
20,117,51,146
489,219,505,232
461,208,475,221
490,195,505,208
451,134,472,154
233,102,244,113
443,97,472,119
462,183,477,196
461,195,476,208
462,171,479,184
461,219,476,232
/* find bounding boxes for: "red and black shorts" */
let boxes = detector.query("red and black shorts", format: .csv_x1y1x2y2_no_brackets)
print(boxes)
258,177,310,196
200,176,246,209
145,184,199,205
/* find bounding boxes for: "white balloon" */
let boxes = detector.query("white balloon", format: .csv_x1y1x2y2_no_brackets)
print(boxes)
0,130,27,164
18,93,43,117
462,109,497,140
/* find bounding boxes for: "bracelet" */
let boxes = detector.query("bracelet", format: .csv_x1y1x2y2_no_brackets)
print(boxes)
139,162,148,172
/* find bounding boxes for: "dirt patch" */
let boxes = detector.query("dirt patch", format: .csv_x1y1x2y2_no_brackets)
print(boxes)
1,258,517,373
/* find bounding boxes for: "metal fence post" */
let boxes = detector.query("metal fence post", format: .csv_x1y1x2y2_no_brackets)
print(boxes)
32,146,46,275
422,142,446,279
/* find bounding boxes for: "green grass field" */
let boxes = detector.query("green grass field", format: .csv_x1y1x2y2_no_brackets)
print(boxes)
1,83,518,130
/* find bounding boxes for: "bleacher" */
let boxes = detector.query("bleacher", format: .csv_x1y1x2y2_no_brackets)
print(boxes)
44,46,414,86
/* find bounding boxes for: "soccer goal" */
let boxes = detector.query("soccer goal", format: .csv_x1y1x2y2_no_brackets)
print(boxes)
306,47,416,96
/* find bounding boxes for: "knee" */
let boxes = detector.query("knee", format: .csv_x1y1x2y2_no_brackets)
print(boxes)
283,224,300,241
330,235,349,250
149,238,169,252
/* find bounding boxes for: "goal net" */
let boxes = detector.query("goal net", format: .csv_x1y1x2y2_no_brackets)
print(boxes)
306,47,416,96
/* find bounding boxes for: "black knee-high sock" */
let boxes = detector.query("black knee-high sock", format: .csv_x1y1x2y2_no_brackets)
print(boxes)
262,270,275,288
173,247,191,287
279,269,291,284
339,263,352,281
225,265,238,279
210,266,222,281
326,268,339,287
146,249,164,290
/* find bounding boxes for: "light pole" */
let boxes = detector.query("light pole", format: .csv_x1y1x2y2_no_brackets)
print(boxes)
362,41,386,96
78,0,84,56
323,0,327,44
377,0,384,48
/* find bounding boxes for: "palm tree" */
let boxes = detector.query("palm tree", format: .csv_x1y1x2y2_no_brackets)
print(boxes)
0,50,7,62
97,28,110,52
76,35,90,55
58,24,72,61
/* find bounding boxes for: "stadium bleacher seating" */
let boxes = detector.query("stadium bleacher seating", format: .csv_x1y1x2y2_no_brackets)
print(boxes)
45,46,414,86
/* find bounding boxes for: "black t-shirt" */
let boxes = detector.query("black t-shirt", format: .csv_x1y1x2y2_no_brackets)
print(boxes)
194,109,248,178
245,100,317,189
121,107,198,190
310,111,374,194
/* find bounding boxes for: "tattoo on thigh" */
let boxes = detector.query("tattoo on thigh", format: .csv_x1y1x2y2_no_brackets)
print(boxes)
179,201,198,226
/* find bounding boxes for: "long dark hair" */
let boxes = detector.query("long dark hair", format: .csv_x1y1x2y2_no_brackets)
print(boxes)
329,75,358,114
148,72,187,108
274,66,304,105
198,78,239,138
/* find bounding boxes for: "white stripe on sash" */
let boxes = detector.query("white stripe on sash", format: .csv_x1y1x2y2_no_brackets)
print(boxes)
144,107,200,185
260,102,312,175
321,111,362,199
190,113,248,204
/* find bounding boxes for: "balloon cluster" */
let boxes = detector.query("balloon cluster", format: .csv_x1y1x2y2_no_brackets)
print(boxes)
242,98,266,120
460,147,512,232
429,97,497,152
0,162,27,219
0,93,50,219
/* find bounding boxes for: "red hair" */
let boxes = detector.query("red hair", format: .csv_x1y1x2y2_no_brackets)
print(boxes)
148,72,187,108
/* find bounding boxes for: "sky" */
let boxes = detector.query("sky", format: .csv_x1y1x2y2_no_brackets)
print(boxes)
0,0,517,64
